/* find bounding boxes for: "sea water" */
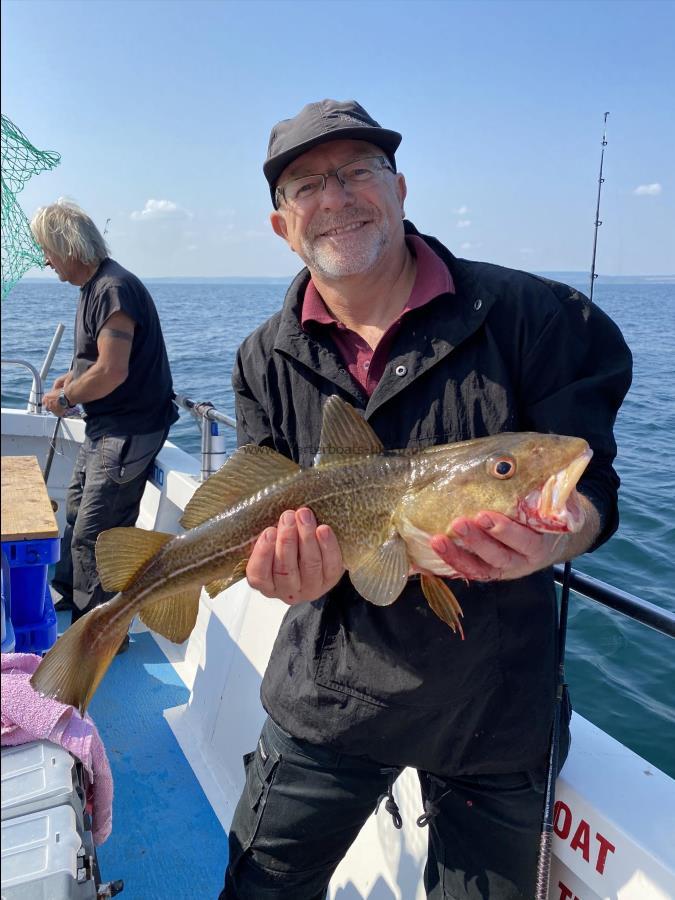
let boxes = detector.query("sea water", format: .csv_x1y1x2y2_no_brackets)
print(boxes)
2,277,674,777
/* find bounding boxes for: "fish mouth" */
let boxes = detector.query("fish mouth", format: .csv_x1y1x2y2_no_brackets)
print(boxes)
519,447,593,533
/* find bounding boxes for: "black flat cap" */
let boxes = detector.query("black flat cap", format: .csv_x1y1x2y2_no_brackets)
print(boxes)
264,99,402,206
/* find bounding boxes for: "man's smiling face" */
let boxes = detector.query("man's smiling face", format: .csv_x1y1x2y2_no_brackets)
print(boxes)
270,139,407,279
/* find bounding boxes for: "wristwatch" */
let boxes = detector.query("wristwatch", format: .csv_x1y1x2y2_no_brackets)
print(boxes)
57,390,71,409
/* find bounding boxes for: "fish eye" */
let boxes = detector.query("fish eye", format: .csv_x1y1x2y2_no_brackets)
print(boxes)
488,455,516,479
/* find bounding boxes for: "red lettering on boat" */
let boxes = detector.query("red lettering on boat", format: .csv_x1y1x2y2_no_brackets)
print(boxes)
570,819,591,861
595,831,616,874
553,802,617,875
553,800,572,839
557,882,580,900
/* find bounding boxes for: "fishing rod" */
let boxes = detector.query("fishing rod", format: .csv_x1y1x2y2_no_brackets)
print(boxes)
42,416,62,484
534,559,572,899
535,111,610,899
589,112,610,302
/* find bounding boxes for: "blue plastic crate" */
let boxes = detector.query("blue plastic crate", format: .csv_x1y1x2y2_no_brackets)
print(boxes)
1,537,60,654
12,588,57,654
1,538,60,627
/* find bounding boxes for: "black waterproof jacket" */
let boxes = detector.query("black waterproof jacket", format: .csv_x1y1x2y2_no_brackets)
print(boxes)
232,221,632,776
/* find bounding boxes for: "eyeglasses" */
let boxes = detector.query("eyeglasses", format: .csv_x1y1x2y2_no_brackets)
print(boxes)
275,155,393,208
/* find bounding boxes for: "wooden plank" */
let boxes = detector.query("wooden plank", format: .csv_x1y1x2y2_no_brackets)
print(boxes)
1,456,59,542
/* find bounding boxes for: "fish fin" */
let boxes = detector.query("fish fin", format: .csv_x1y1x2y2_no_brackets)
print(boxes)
420,574,465,638
349,534,409,606
30,596,131,715
315,396,384,466
96,527,173,591
205,558,248,598
205,578,231,599
138,587,201,643
180,446,300,529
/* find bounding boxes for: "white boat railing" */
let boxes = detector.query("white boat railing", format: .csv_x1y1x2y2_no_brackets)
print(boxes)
173,392,236,481
553,564,675,638
0,359,43,413
1,323,65,414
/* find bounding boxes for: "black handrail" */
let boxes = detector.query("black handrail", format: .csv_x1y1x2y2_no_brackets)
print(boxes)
553,564,675,639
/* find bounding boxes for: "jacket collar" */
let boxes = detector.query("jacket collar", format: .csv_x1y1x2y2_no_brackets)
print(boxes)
273,221,499,412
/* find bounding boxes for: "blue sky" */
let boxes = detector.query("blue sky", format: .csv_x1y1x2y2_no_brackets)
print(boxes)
2,0,673,278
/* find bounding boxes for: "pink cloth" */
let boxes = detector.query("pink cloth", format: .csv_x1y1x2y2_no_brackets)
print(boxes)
1,652,113,844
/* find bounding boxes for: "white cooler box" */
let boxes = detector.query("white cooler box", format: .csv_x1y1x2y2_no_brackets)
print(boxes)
1,741,100,899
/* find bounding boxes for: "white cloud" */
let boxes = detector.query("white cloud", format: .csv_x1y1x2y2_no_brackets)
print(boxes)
633,183,662,196
130,198,193,220
460,241,481,251
456,219,471,228
519,247,534,255
454,205,469,215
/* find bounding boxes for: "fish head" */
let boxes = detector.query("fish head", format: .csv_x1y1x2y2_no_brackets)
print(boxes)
403,432,592,536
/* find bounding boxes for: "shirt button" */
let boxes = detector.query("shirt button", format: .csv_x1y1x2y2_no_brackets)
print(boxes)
474,298,483,311
363,361,370,370
395,364,407,377
338,367,346,375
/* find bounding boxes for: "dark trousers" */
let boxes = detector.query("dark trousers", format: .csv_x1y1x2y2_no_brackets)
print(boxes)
51,430,165,621
221,715,569,900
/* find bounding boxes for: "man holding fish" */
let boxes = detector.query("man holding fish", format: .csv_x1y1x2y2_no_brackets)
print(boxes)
219,100,632,898
29,101,632,898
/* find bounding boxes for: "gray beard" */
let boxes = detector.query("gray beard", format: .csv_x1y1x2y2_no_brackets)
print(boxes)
300,220,390,278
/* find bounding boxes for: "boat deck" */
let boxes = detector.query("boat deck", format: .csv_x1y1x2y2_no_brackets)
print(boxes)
54,610,228,899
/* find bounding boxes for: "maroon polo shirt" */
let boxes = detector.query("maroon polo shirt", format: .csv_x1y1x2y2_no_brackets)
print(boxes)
301,235,455,396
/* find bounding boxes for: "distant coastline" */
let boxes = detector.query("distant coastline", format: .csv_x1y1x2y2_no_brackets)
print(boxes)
20,275,291,285
538,272,675,285
20,273,675,286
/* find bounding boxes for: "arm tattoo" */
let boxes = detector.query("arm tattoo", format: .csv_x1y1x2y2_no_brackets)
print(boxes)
101,327,133,342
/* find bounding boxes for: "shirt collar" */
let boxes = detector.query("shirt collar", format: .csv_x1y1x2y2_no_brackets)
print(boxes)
301,235,455,329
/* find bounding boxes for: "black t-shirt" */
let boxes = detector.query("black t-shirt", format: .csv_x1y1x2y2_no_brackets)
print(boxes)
72,258,178,438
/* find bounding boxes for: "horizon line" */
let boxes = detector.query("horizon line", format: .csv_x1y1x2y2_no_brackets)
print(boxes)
19,271,675,283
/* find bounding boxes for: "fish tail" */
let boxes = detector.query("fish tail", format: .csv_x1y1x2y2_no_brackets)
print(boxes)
30,595,132,715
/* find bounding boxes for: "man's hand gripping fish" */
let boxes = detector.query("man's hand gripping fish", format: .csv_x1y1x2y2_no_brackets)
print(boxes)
30,396,591,714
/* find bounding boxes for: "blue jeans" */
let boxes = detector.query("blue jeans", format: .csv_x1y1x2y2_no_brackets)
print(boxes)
52,430,165,618
220,714,569,899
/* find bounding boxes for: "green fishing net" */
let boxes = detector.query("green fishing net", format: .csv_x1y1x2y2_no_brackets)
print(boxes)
1,115,60,300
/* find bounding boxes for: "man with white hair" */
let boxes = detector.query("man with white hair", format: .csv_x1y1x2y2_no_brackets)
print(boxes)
31,201,178,633
219,100,632,899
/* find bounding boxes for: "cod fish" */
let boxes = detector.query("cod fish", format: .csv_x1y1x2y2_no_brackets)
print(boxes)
31,396,591,713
